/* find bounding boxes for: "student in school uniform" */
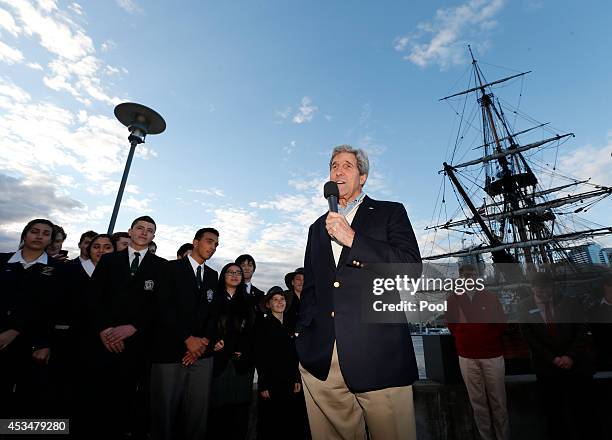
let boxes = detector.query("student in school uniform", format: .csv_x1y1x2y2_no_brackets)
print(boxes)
91,215,167,439
0,219,59,417
150,227,220,440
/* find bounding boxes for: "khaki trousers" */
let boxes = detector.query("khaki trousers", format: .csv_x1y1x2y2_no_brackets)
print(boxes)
299,342,417,440
458,355,510,440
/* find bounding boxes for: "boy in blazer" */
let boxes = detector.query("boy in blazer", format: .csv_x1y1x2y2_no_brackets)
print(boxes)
91,215,167,439
150,227,220,440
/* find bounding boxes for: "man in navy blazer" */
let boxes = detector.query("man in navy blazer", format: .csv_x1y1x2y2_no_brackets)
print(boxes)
296,145,422,440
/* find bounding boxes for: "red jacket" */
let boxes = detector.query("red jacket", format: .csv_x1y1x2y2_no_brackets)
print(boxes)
445,290,507,359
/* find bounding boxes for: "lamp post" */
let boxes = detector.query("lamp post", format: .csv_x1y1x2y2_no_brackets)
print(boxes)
108,102,166,234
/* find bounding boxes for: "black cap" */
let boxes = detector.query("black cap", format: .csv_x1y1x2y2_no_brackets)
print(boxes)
285,267,304,290
259,286,286,313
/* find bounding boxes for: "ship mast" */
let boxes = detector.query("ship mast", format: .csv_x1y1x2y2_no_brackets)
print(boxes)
431,46,612,266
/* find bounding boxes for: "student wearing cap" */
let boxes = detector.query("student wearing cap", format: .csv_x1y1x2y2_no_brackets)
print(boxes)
254,286,303,440
284,268,304,332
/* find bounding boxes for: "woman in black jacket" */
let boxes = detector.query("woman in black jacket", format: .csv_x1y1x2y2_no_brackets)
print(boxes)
255,286,304,440
0,219,58,417
208,262,256,440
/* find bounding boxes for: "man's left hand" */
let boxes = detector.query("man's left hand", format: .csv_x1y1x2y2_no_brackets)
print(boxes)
325,212,355,247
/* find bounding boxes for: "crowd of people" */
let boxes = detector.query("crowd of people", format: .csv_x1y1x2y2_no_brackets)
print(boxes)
0,216,309,440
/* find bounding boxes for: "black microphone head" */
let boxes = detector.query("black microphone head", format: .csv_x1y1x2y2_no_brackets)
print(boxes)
324,181,339,199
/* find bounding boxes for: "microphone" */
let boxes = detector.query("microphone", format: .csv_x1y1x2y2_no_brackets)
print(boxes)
324,181,339,213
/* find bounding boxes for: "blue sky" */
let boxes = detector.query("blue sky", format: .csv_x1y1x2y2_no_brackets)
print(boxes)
0,0,610,287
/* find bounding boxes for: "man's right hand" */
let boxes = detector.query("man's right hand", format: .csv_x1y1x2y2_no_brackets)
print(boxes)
0,329,19,350
185,336,208,358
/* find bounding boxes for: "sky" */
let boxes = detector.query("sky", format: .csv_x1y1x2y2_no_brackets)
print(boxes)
0,0,610,288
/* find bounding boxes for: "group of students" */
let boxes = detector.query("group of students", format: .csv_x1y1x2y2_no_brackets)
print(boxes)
0,216,309,440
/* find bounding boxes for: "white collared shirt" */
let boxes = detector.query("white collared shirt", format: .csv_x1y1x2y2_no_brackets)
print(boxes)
601,297,612,306
128,246,148,268
245,281,252,295
187,254,205,278
8,250,48,269
79,256,95,277
331,193,366,267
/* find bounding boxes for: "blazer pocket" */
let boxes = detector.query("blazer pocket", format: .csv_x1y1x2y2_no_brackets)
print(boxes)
294,315,313,336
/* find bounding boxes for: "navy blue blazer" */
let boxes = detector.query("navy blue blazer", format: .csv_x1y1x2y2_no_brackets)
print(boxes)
295,195,422,392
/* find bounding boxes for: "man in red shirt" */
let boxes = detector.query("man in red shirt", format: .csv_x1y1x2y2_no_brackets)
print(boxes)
446,264,509,440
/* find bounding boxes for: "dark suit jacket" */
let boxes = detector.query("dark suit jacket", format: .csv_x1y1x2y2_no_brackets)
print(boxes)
50,258,93,358
0,252,59,349
295,195,422,392
518,295,594,377
91,249,166,352
151,258,219,363
254,314,300,393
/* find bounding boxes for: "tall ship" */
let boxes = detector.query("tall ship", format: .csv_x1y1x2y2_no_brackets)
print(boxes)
423,46,611,269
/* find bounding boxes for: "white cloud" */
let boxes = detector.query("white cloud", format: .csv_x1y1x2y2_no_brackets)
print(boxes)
274,106,291,123
0,7,20,36
292,96,317,124
115,0,142,14
1,0,124,105
100,39,115,52
0,77,155,200
190,188,226,198
26,61,42,70
283,140,296,155
123,196,152,213
395,0,505,69
68,2,83,15
557,140,612,186
0,40,24,64
0,76,30,102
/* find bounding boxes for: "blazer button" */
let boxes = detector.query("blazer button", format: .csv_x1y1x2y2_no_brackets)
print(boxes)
331,312,335,318
333,281,340,288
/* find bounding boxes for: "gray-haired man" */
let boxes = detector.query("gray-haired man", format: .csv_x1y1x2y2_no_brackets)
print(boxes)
296,145,422,439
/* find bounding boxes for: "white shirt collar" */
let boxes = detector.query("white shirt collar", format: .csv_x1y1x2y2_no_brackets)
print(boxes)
601,297,612,306
79,256,95,277
8,250,48,269
128,245,148,260
187,254,205,276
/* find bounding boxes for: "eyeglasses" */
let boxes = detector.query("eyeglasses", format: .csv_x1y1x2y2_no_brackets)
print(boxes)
226,270,242,276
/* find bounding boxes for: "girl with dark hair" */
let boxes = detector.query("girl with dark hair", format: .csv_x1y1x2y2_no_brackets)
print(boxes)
208,262,257,440
86,234,116,266
0,218,58,417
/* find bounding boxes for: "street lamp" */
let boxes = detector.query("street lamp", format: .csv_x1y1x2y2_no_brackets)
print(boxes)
108,102,166,234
